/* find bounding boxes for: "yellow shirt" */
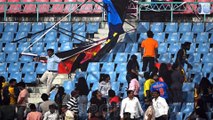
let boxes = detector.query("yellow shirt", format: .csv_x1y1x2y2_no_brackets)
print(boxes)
8,86,16,105
144,79,155,97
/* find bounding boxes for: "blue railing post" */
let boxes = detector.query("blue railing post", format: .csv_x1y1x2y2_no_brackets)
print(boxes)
4,3,7,21
170,2,173,22
36,3,39,22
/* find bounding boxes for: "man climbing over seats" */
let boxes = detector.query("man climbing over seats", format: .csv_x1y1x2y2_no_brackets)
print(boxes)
141,30,158,73
35,48,61,94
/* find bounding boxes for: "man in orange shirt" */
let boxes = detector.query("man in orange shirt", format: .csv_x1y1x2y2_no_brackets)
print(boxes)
141,30,158,73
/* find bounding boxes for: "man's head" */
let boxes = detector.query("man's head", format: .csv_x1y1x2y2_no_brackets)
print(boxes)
144,72,150,80
47,48,54,57
183,42,191,50
41,93,49,101
172,63,180,70
108,89,116,98
71,90,79,98
127,90,134,99
29,103,37,111
17,81,26,89
130,54,137,61
152,90,160,99
9,79,17,87
147,30,154,38
49,104,57,113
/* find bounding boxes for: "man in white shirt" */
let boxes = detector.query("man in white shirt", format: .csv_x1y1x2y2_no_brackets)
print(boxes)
43,104,58,120
120,90,144,119
152,90,169,120
36,49,61,94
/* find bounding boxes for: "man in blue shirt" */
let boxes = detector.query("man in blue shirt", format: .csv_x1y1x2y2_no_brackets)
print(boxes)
37,49,61,94
150,74,169,101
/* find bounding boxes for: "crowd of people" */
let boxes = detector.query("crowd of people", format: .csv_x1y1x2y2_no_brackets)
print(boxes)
0,30,212,120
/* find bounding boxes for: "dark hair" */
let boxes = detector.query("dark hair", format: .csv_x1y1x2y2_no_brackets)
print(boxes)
159,63,168,76
17,81,26,88
57,86,65,94
100,74,110,82
47,48,54,53
147,30,154,38
130,54,137,60
9,79,16,84
183,42,191,46
152,90,160,95
76,77,89,96
49,104,57,109
92,90,99,98
71,90,79,97
108,89,115,98
172,63,179,70
0,76,5,82
41,93,49,101
127,90,134,95
29,103,37,110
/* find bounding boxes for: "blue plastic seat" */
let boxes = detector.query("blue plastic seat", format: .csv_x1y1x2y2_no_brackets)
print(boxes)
87,62,100,72
17,42,30,53
124,43,138,53
182,83,195,92
137,32,147,43
181,102,194,113
36,63,47,74
86,22,99,33
197,43,210,53
187,43,196,54
30,32,44,42
18,22,31,32
58,32,72,43
115,63,127,73
4,22,18,32
112,42,126,53
151,22,164,32
167,32,180,43
9,72,22,83
14,31,28,42
1,32,15,42
0,23,3,32
202,63,213,73
158,53,171,64
0,63,7,72
202,53,213,63
114,53,128,63
165,22,178,32
107,72,116,82
59,22,72,32
169,43,181,54
100,53,113,62
195,32,209,43
74,71,87,81
192,73,202,84
0,52,6,62
169,112,183,120
153,32,165,43
189,63,202,73
86,72,100,84
136,22,149,33
45,42,58,52
180,32,193,43
43,30,57,42
205,22,213,32
179,23,192,32
45,22,55,29
73,22,86,32
0,43,2,52
170,103,182,112
192,22,204,32
117,72,127,83
31,22,45,33
8,62,21,73
158,43,168,54
4,43,17,53
101,62,115,72
31,42,44,54
72,32,86,43
23,72,37,83
6,52,19,62
188,53,201,63
59,42,73,52
91,82,99,91
210,33,213,43
111,81,120,95
49,90,57,101
0,72,8,80
22,62,35,73
20,55,33,62
63,80,75,94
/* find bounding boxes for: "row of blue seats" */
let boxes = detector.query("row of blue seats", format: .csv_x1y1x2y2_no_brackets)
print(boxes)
0,71,37,84
169,111,212,120
0,62,46,74
137,32,213,43
0,22,100,33
136,22,213,33
0,31,89,43
0,41,74,53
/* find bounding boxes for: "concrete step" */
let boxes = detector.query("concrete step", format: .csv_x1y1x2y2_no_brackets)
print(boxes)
29,93,41,98
28,97,43,104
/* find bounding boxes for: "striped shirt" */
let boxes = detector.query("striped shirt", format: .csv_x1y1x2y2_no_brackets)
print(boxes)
66,97,78,114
